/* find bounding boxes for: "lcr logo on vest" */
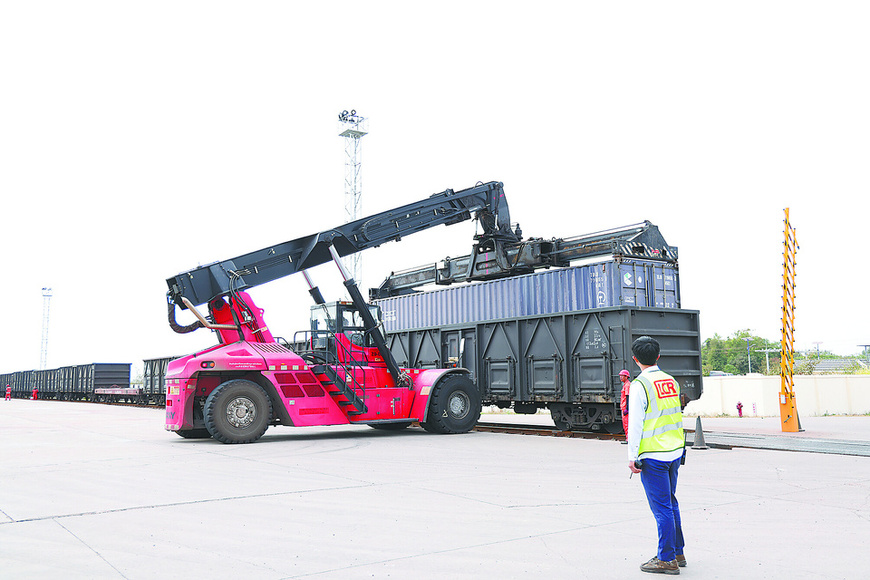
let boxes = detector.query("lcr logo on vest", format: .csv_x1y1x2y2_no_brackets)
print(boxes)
654,379,678,399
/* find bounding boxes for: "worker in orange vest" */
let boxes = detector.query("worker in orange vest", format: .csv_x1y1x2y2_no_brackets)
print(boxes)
619,369,631,434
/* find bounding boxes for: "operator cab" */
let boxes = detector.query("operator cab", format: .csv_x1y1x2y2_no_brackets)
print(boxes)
309,301,384,350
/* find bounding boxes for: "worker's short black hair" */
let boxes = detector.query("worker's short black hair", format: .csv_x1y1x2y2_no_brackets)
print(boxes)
632,336,660,366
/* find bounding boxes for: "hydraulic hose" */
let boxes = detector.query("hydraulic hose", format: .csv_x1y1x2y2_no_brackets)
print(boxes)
167,297,204,334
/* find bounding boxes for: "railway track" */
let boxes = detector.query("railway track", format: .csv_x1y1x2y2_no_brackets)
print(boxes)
473,421,870,457
474,422,624,441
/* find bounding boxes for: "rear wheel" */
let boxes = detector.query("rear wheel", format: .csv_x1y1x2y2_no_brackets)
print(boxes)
204,379,272,444
421,374,481,434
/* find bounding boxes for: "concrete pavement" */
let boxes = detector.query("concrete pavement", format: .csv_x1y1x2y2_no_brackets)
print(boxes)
2,400,869,579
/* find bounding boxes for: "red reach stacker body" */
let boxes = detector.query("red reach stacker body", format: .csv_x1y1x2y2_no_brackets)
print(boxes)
164,292,475,443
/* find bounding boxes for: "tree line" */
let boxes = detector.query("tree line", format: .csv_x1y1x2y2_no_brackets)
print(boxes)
701,330,868,376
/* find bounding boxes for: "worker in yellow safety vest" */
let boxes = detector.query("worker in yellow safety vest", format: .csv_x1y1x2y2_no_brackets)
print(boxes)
627,335,686,575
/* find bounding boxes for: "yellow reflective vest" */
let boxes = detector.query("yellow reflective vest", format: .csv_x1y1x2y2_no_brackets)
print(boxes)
634,369,684,455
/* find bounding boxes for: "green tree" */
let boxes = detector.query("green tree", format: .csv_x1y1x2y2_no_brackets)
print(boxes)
702,330,781,375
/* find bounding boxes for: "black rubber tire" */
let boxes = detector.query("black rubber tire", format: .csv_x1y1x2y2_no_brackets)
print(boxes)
369,421,413,431
175,428,212,439
421,374,481,434
204,379,272,444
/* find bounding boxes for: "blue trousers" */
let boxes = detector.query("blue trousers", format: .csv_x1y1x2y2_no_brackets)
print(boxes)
640,457,684,562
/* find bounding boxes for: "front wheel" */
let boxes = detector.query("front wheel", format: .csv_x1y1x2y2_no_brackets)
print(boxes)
204,379,272,444
421,374,481,434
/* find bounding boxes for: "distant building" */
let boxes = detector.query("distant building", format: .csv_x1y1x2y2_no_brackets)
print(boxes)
811,359,868,375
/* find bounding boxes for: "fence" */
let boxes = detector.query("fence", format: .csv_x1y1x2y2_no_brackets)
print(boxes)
684,375,870,417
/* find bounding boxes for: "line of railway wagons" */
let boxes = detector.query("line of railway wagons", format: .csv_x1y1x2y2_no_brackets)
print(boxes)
1,358,175,405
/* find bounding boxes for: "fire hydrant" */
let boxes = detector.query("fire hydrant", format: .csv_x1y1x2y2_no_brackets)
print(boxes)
5,385,10,401
31,387,38,400
736,401,743,417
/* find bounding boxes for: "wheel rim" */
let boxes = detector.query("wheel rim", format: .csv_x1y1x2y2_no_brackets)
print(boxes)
447,391,470,419
226,396,256,429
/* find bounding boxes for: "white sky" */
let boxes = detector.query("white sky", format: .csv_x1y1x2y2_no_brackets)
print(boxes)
2,2,869,376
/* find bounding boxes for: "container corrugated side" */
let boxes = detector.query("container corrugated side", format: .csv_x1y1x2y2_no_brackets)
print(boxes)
376,259,680,332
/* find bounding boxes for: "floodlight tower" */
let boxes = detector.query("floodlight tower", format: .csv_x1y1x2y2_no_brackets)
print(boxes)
40,287,52,369
338,109,368,284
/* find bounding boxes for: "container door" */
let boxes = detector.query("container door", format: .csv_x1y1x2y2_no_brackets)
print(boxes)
652,264,679,308
485,359,515,399
573,358,607,400
619,262,648,307
569,313,609,402
528,358,561,399
481,321,518,401
522,317,564,400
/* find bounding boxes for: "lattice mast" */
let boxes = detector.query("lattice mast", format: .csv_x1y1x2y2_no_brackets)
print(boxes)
338,110,368,284
779,209,802,432
39,287,52,369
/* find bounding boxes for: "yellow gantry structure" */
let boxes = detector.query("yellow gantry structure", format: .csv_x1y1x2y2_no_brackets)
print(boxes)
780,208,802,432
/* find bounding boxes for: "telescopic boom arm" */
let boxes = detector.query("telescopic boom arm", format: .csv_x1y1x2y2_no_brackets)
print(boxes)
166,181,516,310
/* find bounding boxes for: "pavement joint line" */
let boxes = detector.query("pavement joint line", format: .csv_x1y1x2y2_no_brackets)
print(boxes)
54,518,130,579
275,523,601,579
274,504,706,580
417,482,648,510
0,482,378,525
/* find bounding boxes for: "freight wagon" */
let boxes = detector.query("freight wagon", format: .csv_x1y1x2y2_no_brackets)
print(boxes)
2,358,182,406
3,370,35,399
2,363,132,402
142,356,177,404
374,260,702,432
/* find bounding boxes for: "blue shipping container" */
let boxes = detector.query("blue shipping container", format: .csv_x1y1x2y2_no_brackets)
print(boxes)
376,259,680,332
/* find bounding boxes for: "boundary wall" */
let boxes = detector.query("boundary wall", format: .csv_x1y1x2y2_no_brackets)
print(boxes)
684,375,870,417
